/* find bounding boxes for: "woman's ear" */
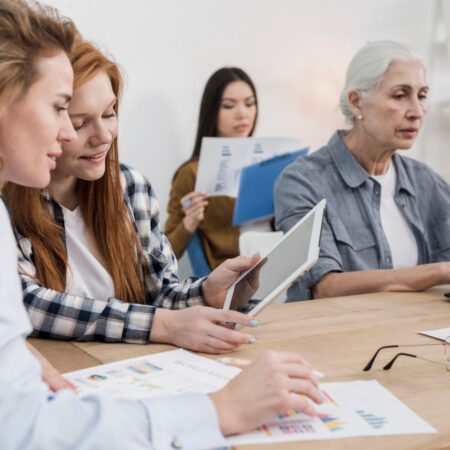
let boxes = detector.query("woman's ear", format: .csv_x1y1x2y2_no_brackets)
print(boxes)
347,89,364,120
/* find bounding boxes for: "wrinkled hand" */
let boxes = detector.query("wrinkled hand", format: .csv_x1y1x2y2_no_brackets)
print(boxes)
203,254,260,308
27,342,77,393
181,191,209,233
151,306,258,354
210,350,323,436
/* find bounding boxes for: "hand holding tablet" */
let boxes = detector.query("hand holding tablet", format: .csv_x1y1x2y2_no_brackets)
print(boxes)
223,199,326,317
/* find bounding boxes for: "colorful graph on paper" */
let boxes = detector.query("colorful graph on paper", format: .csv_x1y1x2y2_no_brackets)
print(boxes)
227,380,436,446
64,351,436,446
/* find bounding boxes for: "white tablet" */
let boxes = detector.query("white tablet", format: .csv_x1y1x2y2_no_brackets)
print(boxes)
223,199,326,316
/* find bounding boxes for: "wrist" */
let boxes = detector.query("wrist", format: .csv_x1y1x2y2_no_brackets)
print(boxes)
182,217,198,234
209,389,239,436
149,309,174,344
201,278,215,306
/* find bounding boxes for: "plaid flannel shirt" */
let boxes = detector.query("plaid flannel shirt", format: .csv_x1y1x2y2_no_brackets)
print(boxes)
16,164,205,344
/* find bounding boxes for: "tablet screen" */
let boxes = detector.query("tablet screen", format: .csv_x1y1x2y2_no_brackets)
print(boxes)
228,211,315,312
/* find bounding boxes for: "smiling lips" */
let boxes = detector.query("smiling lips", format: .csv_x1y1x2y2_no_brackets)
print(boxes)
80,150,107,162
47,151,62,169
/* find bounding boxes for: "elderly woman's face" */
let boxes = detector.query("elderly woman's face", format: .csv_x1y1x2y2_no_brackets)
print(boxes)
359,60,428,151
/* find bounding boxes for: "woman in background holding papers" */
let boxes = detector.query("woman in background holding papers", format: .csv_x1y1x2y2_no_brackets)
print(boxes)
165,67,258,269
3,36,261,353
275,40,450,301
0,4,322,446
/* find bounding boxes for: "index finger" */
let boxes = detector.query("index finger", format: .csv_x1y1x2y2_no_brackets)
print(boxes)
180,191,208,205
213,308,259,327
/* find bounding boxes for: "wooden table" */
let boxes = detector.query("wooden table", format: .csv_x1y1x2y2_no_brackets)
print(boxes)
31,286,450,449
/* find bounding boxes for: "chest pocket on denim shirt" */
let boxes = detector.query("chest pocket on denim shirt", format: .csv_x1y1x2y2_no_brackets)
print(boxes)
329,211,377,270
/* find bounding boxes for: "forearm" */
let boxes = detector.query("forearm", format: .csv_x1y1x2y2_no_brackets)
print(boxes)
23,285,155,343
312,262,450,299
164,219,193,258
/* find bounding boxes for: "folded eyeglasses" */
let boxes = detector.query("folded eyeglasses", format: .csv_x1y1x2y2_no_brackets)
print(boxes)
363,336,450,371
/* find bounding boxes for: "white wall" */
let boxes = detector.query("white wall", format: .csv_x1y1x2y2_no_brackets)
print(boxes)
46,0,449,227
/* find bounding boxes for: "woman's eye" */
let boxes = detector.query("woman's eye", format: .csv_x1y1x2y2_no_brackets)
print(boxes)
103,113,116,119
222,104,234,109
393,93,406,99
73,122,86,131
418,93,427,101
55,105,68,113
245,102,256,107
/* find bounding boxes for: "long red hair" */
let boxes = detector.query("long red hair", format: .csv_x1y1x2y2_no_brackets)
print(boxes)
2,37,145,303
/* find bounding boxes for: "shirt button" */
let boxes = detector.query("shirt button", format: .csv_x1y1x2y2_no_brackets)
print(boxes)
171,438,182,449
386,257,391,263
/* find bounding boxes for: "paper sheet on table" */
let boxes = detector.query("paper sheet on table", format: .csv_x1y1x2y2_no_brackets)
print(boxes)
227,380,436,445
64,348,238,398
419,327,450,341
195,136,301,197
65,349,435,444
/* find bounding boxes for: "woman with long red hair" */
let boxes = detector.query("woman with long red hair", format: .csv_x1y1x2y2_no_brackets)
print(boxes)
2,37,260,353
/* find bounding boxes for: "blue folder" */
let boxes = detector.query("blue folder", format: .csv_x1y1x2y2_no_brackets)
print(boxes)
232,147,309,226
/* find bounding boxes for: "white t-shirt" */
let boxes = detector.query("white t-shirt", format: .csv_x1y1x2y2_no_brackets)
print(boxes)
371,162,418,269
63,206,115,301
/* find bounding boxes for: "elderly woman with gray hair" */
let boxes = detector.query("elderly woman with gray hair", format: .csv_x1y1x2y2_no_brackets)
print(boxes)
275,40,450,301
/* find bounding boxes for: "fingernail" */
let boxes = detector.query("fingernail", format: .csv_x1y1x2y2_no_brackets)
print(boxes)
249,337,256,344
251,252,259,258
249,319,259,327
182,199,192,208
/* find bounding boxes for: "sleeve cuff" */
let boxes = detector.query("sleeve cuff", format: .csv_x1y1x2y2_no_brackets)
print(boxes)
143,393,229,450
306,258,343,291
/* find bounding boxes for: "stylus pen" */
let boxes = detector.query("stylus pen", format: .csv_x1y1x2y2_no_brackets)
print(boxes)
217,357,325,379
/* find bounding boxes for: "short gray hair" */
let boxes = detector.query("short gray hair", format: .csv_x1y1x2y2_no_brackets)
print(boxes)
339,40,424,123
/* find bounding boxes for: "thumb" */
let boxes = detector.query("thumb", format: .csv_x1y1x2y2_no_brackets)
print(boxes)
225,254,260,273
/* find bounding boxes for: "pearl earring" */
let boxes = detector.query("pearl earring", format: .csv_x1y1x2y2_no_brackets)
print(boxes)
357,115,363,120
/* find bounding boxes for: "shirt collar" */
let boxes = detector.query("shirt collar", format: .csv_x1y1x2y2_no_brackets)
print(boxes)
328,130,370,188
327,130,416,196
392,152,416,197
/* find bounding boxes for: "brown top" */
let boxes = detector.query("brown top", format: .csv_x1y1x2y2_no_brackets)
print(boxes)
164,160,240,270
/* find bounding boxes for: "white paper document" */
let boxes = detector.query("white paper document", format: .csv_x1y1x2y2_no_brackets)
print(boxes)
227,380,436,445
419,327,450,341
65,349,238,398
65,350,435,444
195,136,301,197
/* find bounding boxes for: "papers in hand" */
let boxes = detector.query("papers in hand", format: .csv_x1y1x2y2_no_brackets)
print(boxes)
195,136,301,197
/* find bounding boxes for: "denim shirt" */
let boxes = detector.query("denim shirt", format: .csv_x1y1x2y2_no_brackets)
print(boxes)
274,130,450,301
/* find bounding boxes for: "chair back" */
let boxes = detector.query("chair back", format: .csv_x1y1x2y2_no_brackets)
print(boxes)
186,232,211,278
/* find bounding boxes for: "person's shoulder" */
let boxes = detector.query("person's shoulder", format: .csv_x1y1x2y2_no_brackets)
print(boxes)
280,144,332,180
396,154,446,183
171,159,198,189
119,163,153,193
174,159,198,179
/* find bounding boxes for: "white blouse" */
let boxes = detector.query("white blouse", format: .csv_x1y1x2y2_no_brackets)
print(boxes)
372,161,418,269
63,206,116,301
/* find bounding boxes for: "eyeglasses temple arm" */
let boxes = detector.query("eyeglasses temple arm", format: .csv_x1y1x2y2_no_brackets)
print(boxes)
383,352,416,370
363,345,399,371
